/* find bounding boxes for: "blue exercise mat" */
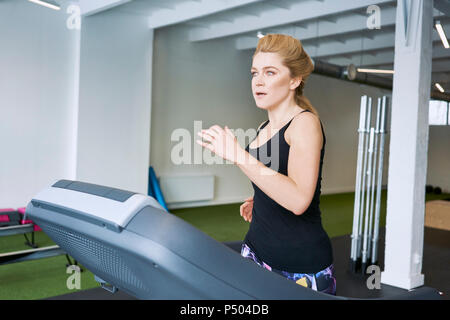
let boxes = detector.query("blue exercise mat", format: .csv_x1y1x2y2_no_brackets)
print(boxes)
147,170,155,198
148,166,168,211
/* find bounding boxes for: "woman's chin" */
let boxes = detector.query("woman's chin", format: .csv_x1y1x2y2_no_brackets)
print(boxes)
255,103,271,110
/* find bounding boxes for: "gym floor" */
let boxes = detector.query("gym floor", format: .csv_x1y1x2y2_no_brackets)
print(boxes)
0,190,448,300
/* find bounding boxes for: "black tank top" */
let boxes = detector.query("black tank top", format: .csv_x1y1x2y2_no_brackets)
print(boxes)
244,110,333,273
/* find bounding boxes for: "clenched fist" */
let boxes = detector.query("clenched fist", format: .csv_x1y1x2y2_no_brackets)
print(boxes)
240,196,254,223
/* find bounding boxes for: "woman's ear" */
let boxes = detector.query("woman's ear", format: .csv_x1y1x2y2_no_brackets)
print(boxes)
290,76,302,90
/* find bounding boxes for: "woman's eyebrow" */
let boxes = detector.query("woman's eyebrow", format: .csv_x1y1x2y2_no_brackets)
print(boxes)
251,66,279,71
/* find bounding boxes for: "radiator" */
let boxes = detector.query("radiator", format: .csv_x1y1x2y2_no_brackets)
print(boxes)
159,174,214,204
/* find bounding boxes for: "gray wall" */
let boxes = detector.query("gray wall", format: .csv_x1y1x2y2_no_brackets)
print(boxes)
151,24,448,209
427,125,450,192
151,25,265,208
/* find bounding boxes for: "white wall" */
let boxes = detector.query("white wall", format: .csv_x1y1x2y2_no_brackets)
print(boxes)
76,11,153,194
151,24,448,209
0,0,80,208
0,1,153,208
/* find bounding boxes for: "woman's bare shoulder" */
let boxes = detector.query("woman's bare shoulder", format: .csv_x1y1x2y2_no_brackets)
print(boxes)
285,111,322,147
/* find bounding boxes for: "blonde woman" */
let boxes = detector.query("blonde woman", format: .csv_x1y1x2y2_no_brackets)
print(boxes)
197,34,336,295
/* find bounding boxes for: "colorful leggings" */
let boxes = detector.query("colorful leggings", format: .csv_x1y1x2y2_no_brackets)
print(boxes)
241,243,336,295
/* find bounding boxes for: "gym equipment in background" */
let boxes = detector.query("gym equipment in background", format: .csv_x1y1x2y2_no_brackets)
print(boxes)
0,208,65,265
0,208,72,266
148,166,168,211
0,209,21,228
0,208,37,249
350,95,389,274
26,180,440,300
18,207,42,232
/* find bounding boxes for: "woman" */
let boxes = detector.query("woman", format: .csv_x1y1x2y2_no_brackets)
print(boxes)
196,34,336,295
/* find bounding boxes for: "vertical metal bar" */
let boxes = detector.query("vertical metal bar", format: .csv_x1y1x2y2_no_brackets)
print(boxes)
350,96,368,269
357,97,372,259
362,127,375,272
367,98,382,261
372,96,389,264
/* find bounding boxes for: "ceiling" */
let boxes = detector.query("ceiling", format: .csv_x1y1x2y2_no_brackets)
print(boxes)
78,0,450,93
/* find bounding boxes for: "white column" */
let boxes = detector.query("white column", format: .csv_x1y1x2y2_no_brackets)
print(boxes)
381,0,433,290
76,11,153,194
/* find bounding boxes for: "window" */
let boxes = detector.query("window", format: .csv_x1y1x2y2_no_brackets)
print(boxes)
429,100,449,126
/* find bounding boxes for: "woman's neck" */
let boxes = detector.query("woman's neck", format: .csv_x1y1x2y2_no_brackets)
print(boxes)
267,101,303,129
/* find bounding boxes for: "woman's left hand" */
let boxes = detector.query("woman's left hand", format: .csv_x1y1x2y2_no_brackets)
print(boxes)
196,125,246,165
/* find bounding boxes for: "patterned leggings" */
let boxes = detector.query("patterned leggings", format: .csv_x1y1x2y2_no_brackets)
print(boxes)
241,243,336,295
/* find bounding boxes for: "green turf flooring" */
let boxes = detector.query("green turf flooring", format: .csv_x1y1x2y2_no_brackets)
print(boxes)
0,190,448,300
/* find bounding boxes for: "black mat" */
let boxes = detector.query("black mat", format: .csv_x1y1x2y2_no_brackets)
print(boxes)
48,227,448,300
330,227,449,299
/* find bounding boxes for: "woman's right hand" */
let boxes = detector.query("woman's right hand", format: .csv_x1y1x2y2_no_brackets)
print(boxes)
240,196,253,222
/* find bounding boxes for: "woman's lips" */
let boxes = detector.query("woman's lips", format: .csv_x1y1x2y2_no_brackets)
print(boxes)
255,92,267,98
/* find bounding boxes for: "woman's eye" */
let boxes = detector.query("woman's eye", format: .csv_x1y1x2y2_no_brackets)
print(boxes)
251,71,274,77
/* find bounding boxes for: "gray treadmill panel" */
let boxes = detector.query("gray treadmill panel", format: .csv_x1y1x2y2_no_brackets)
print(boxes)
52,180,136,202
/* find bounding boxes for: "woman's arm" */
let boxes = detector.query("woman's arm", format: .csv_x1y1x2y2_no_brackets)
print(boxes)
237,113,322,215
196,113,322,215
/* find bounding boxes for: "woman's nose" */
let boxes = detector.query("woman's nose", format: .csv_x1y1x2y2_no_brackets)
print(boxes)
254,75,264,86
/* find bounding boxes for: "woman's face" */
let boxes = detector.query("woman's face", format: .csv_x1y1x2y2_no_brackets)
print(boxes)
251,52,300,110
